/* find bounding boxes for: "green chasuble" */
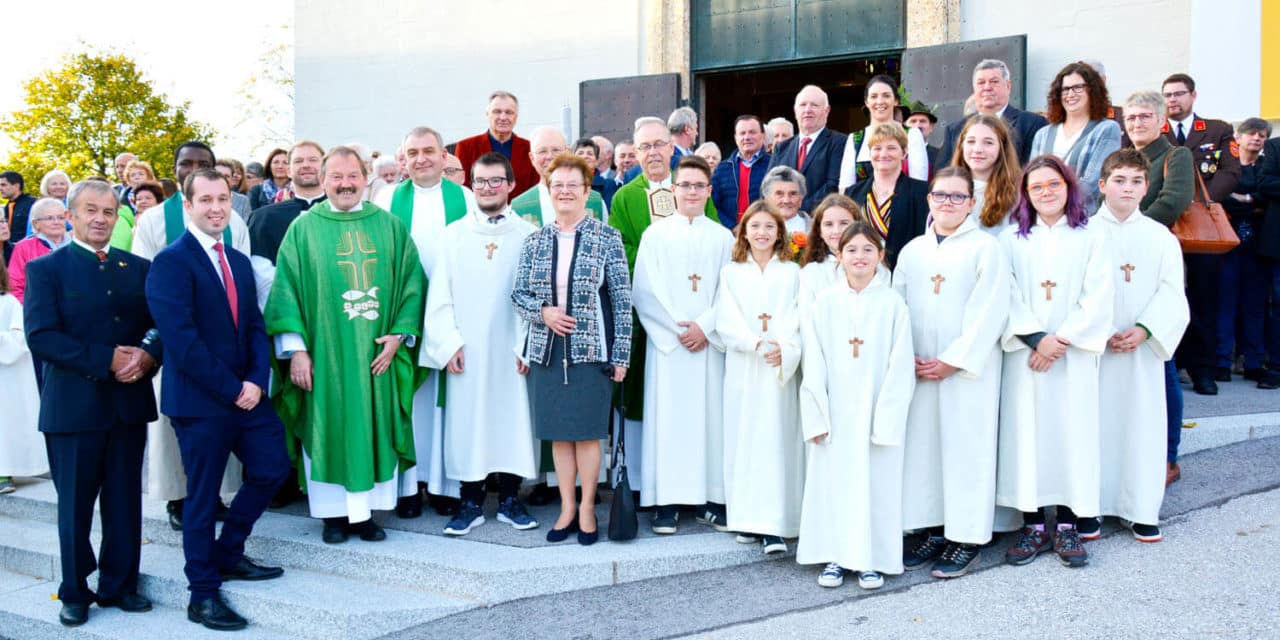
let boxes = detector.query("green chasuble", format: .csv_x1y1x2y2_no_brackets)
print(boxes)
163,193,230,245
609,174,719,421
264,201,427,492
510,184,606,227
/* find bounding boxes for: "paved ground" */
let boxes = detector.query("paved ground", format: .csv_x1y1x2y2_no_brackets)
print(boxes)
379,435,1280,640
1182,375,1278,419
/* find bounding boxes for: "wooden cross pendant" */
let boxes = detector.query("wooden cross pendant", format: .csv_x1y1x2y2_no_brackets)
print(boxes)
485,242,498,260
1041,280,1057,301
758,312,772,332
849,337,864,358
689,273,702,292
931,273,945,295
1121,263,1135,282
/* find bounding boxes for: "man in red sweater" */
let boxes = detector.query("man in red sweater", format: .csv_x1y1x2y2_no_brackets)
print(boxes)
453,91,539,196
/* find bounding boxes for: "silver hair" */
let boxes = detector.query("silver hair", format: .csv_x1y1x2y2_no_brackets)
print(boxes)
695,142,721,157
667,106,698,135
633,116,667,135
67,179,119,212
761,165,807,199
766,117,794,144
372,155,399,171
29,197,67,222
592,135,614,156
488,90,519,107
1123,90,1166,117
973,59,1011,83
113,152,136,163
401,126,445,150
529,125,566,147
40,170,70,197
795,85,829,107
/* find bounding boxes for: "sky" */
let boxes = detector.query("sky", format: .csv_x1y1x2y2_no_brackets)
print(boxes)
0,0,294,167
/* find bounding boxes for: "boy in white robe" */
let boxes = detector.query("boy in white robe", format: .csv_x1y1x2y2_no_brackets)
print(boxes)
631,156,734,533
716,202,803,554
420,153,541,536
1089,149,1188,543
997,156,1114,569
893,167,1009,578
798,222,915,590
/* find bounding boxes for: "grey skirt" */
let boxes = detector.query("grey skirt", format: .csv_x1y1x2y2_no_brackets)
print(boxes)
527,334,613,442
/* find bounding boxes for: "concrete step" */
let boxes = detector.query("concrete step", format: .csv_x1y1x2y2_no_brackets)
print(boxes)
0,515,475,640
0,480,773,604
1176,411,1280,456
0,567,289,640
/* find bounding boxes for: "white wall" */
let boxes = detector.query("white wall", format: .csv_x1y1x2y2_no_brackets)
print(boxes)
1189,0,1260,121
295,0,643,155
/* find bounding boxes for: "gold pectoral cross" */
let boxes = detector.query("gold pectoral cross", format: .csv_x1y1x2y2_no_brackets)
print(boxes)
1041,280,1057,301
486,242,498,260
758,313,772,332
1121,263,1135,282
689,273,702,292
931,273,945,295
850,337,864,358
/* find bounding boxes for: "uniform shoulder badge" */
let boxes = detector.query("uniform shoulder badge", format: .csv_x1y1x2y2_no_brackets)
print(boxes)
1194,120,1206,132
1161,122,1170,133
1229,140,1240,158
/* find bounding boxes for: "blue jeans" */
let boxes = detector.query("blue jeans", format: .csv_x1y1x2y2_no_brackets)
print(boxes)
1216,235,1271,370
1165,359,1183,463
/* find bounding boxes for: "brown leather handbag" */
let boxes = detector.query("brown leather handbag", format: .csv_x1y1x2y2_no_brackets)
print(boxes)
1168,154,1240,254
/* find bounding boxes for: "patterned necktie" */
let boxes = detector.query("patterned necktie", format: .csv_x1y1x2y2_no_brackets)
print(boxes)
1176,123,1186,146
213,242,239,328
488,214,505,224
95,250,107,263
797,137,812,170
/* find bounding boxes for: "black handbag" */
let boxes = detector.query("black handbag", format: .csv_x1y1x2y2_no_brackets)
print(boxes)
608,401,638,541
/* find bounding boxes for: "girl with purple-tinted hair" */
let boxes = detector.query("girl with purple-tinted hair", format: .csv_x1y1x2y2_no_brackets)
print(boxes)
995,154,1115,570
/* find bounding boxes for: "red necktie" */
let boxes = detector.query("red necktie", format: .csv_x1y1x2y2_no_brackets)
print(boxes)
95,250,107,263
213,242,239,328
796,137,812,170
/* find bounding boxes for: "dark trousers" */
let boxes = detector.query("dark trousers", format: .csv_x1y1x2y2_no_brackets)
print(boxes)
1265,257,1280,368
44,424,147,605
1165,359,1184,463
172,410,290,604
460,473,522,505
1216,241,1271,370
1177,253,1223,373
1023,506,1078,526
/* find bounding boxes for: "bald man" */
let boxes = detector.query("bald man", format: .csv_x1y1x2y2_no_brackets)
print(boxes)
766,85,847,213
509,127,608,226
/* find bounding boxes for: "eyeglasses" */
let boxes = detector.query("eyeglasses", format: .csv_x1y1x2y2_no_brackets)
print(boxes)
32,216,64,223
927,192,970,205
674,182,709,192
1123,113,1156,124
548,182,584,192
1027,180,1066,196
1059,84,1088,96
636,140,669,153
472,177,508,189
443,168,463,176
1162,90,1190,99
533,148,567,158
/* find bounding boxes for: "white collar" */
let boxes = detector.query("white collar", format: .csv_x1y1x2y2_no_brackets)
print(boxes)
799,127,825,143
646,175,672,191
191,228,225,251
1096,202,1142,225
71,236,109,256
413,179,443,193
1170,114,1195,135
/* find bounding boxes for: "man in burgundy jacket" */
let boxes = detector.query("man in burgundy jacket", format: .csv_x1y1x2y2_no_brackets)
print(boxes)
453,91,540,196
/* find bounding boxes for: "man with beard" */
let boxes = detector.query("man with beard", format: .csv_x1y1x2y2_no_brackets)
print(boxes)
248,141,328,264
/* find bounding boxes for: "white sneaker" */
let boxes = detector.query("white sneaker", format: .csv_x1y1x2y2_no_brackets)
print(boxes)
735,533,760,544
817,563,845,588
857,570,884,590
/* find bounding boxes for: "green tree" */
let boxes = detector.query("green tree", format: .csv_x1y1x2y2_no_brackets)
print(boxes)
0,51,214,184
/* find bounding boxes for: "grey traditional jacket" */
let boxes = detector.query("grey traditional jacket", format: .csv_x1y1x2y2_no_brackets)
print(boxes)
512,216,632,367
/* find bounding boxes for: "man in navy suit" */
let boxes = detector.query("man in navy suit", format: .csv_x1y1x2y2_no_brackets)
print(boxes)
934,58,1049,170
24,180,163,627
767,85,848,214
145,169,290,631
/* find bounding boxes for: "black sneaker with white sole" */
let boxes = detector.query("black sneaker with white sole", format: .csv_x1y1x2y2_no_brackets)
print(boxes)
695,503,729,532
903,535,947,570
930,542,980,578
652,506,679,534
1076,516,1101,541
1122,519,1163,543
761,535,787,554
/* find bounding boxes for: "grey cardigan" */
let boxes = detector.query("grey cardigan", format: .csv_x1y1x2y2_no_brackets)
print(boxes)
512,216,632,368
1030,118,1123,214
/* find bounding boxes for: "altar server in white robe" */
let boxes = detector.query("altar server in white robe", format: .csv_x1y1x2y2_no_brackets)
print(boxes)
798,194,859,317
631,156,734,533
798,221,915,591
893,166,1009,579
0,264,46,491
421,153,541,536
1091,149,1188,543
716,202,803,554
373,126,478,513
997,155,1113,570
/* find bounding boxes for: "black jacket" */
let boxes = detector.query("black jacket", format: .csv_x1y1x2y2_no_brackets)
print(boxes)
844,172,931,271
935,104,1049,170
1257,137,1280,259
247,195,327,263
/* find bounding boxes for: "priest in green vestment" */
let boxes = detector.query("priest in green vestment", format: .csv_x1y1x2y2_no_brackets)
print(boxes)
264,146,427,543
510,126,607,226
609,117,719,425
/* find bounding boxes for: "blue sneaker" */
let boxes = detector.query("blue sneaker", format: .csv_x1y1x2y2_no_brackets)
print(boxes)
443,501,485,536
497,497,539,530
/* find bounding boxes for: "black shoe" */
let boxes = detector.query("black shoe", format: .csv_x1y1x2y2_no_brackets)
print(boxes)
322,517,349,544
525,483,558,506
694,503,729,532
930,543,981,578
1214,366,1232,382
59,602,89,627
427,493,461,516
1245,368,1280,389
1192,372,1219,395
188,595,247,631
903,534,947,570
220,557,284,582
215,501,230,522
651,506,679,534
167,499,184,531
546,517,579,543
577,527,599,546
98,592,152,612
395,492,424,519
269,481,302,509
1076,516,1102,540
351,519,386,541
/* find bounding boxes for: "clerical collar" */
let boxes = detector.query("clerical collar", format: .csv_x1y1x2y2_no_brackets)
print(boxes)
294,192,325,205
71,236,109,257
330,201,363,213
413,180,443,193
